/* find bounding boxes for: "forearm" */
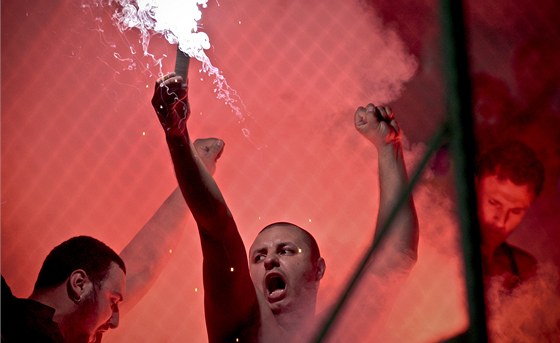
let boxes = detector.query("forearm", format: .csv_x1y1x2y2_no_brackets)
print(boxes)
375,142,419,261
120,187,188,312
166,130,232,236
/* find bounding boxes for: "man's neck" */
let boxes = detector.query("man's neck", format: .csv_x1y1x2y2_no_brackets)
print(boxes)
481,239,506,261
29,287,72,326
273,304,316,342
481,241,523,278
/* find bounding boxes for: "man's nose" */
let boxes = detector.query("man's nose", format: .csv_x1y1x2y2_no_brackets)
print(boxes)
493,209,509,227
264,254,280,270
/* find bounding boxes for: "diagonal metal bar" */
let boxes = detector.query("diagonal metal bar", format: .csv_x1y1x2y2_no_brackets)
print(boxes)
312,122,450,343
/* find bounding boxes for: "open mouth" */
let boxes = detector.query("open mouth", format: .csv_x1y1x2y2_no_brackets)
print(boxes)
265,273,287,301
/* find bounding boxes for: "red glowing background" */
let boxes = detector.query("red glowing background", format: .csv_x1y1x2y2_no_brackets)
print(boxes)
2,0,559,341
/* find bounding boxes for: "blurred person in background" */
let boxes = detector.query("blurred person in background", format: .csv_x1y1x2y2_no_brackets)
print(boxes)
475,140,544,290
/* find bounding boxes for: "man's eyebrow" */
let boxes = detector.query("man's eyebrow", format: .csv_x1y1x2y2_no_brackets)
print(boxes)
277,242,300,250
250,242,297,254
277,242,294,247
250,247,267,255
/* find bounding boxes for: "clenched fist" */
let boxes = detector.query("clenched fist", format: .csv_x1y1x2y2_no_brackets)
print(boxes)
354,103,400,148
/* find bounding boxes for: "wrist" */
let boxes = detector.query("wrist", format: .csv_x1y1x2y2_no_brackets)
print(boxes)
165,128,190,147
375,139,401,152
162,117,188,138
375,140,403,159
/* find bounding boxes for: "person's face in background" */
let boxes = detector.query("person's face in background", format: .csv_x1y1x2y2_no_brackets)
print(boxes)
476,174,535,249
69,262,126,343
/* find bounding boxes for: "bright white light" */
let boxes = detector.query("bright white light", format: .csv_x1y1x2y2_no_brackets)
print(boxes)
111,0,209,59
108,0,244,119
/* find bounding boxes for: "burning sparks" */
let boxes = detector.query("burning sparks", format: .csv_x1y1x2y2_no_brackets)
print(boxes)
106,0,245,120
110,0,209,58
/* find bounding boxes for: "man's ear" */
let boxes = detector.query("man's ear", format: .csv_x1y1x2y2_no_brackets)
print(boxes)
67,269,91,304
315,257,326,281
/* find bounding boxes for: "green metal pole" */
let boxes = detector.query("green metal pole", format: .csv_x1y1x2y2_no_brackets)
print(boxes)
440,1,488,342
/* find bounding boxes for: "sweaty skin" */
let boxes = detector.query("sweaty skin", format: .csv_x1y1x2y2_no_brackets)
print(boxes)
152,72,418,342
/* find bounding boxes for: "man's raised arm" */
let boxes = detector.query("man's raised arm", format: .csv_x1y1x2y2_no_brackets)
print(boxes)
354,104,419,271
119,138,224,313
151,73,258,342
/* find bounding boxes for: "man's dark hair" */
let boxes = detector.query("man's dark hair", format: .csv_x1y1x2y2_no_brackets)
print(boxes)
33,236,126,292
259,222,321,264
476,140,545,196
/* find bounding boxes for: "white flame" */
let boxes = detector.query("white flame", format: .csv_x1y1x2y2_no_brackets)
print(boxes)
109,0,244,119
111,0,209,59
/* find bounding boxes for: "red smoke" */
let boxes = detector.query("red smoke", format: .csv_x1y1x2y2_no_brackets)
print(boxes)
2,0,558,342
